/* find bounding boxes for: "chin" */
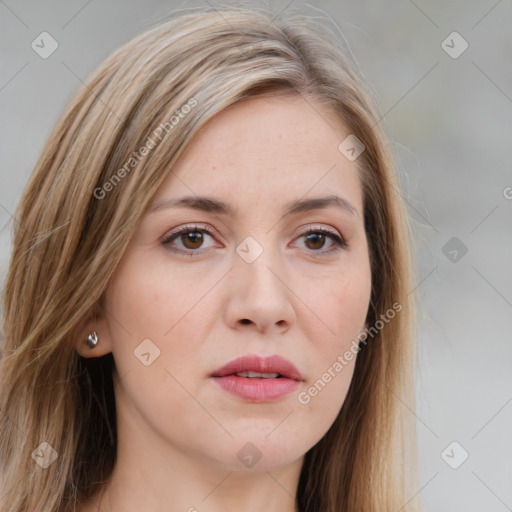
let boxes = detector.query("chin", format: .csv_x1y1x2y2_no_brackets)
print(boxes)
207,435,309,473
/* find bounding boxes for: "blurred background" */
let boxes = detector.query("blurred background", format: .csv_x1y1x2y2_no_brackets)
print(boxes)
1,0,511,510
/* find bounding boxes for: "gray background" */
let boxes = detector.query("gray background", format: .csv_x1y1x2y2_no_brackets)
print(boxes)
1,1,511,510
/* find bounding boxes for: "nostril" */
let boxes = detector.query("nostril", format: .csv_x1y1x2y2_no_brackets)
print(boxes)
240,319,251,324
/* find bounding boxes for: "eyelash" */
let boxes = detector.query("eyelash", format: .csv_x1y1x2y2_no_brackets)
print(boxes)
161,223,347,258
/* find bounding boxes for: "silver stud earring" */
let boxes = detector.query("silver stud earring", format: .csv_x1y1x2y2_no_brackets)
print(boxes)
85,331,99,349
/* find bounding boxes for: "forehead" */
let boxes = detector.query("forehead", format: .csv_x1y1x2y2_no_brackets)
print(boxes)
153,94,364,215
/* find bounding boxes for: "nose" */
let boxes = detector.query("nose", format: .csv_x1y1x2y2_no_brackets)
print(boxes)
223,245,296,335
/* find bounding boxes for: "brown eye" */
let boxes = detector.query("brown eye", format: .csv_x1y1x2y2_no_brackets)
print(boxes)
304,232,327,251
295,227,347,255
180,231,204,250
161,224,217,257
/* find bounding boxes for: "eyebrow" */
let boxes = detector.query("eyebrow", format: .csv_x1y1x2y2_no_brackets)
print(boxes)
149,194,359,218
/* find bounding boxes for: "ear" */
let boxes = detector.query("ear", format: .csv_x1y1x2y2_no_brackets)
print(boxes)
74,302,113,358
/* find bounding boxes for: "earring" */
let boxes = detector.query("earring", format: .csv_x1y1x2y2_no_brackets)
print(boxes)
85,331,99,349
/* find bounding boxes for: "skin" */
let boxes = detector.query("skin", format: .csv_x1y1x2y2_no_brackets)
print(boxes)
76,94,372,512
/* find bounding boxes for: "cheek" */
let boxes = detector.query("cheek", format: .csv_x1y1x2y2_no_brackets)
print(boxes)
297,258,371,352
103,260,216,446
103,257,220,396
292,258,371,408
106,257,215,343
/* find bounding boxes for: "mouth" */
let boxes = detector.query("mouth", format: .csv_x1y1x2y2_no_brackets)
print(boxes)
231,370,284,378
210,354,303,403
211,354,303,380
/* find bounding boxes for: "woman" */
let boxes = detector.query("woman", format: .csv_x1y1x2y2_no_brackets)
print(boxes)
0,4,418,512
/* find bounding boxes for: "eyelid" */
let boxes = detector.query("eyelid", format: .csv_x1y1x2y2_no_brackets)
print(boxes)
160,223,220,243
162,222,342,240
295,223,341,238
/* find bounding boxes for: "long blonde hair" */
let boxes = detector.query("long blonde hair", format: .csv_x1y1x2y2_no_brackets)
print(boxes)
0,4,418,511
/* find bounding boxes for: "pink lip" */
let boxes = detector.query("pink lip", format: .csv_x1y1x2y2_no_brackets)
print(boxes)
210,354,303,403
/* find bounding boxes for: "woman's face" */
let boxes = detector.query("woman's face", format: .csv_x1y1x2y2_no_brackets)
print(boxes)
99,94,372,472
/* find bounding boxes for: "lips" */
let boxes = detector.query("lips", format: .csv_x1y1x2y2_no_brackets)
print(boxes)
210,354,303,403
210,354,303,381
